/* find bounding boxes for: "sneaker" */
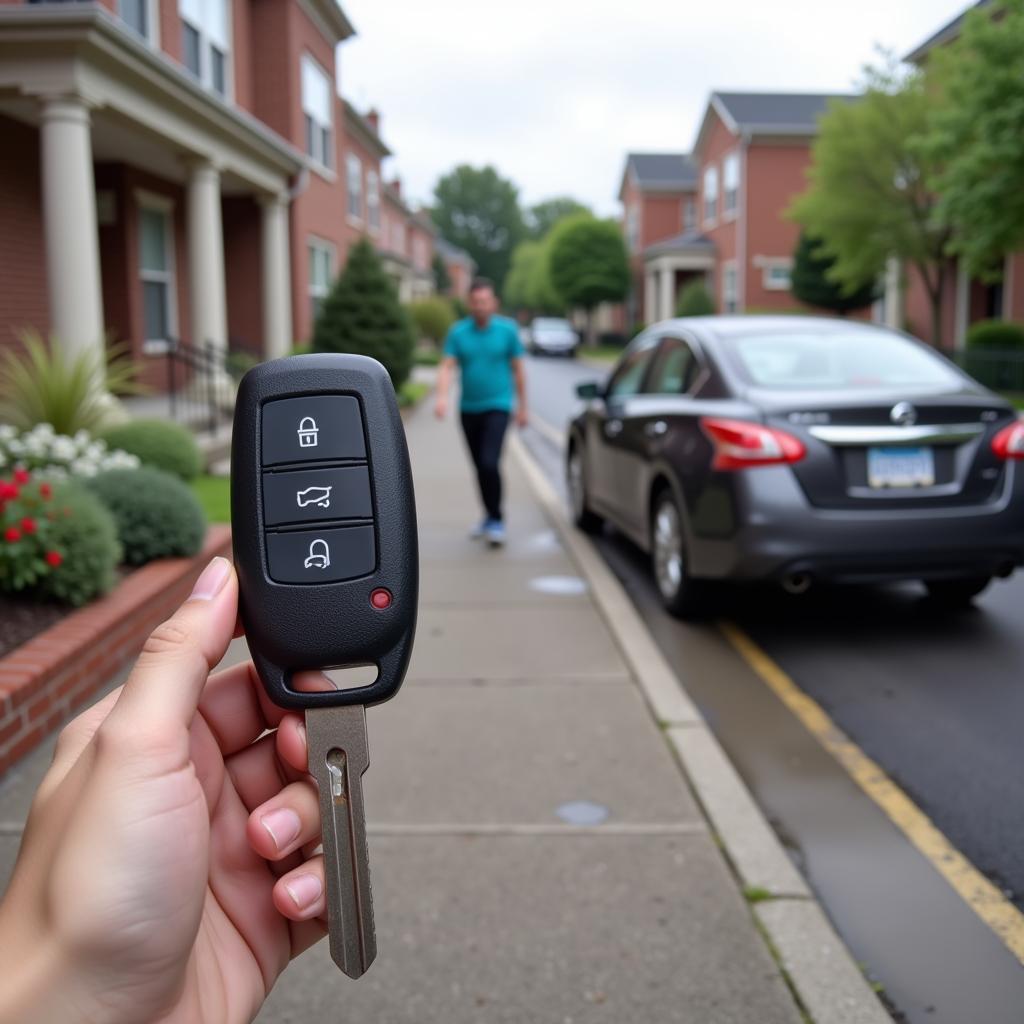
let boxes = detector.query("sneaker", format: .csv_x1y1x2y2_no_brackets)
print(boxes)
484,519,506,547
469,519,489,539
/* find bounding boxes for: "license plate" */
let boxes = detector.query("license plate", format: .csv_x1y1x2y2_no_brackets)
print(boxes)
867,446,935,488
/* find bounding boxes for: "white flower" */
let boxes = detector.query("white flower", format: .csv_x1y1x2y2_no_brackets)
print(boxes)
0,424,16,441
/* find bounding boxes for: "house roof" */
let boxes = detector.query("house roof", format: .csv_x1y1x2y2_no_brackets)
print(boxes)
618,153,697,200
694,91,854,154
904,0,991,63
342,99,391,158
435,236,475,269
643,231,715,258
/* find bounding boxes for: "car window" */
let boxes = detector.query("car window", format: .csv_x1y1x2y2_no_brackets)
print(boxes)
647,338,697,395
607,345,656,398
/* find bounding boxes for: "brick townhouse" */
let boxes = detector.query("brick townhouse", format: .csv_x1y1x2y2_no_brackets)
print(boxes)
434,236,476,303
0,0,437,390
900,0,1024,349
379,176,435,304
619,92,851,326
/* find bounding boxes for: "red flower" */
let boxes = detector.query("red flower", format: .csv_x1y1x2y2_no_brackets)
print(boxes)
39,483,52,500
20,517,36,534
0,483,18,501
12,468,29,485
5,526,21,543
45,550,63,568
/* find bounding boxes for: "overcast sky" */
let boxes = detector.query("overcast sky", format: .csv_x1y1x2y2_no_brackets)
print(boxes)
338,0,967,217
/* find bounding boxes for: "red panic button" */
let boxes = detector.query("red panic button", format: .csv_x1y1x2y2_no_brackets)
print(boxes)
370,588,392,610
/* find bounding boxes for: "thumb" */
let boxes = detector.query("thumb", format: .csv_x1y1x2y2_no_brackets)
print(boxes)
107,557,238,738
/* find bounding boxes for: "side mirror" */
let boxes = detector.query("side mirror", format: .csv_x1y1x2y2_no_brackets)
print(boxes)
576,381,602,400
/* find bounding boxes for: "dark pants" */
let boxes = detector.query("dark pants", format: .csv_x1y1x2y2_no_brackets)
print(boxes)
460,410,510,522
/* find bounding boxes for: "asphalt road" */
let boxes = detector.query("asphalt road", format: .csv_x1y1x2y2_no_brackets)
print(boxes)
519,352,1024,1023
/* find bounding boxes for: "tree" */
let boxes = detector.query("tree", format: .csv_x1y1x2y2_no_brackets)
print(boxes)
790,232,876,314
311,238,414,389
789,63,953,345
430,165,525,288
923,0,1024,281
504,239,563,314
408,296,456,346
432,252,452,294
675,280,716,317
525,197,591,240
548,215,630,345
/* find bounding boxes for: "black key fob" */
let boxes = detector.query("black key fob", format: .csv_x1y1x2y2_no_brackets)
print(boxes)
231,354,418,710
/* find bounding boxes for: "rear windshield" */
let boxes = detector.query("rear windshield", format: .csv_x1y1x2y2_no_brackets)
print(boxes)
724,330,962,391
533,319,573,330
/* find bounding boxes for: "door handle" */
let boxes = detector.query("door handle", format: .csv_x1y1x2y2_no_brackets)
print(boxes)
644,420,668,438
605,419,623,438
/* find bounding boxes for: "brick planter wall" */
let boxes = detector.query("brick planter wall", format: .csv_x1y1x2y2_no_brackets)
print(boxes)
0,526,232,776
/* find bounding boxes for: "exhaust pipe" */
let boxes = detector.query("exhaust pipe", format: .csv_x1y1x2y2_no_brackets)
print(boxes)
781,572,813,595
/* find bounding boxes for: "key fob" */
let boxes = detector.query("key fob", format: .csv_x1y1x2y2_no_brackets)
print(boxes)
231,353,418,710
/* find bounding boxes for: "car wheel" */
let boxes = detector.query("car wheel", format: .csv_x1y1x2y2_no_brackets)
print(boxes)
567,444,603,533
651,488,706,618
925,576,992,607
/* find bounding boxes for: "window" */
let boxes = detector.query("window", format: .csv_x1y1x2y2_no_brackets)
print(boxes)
723,152,739,218
762,260,792,291
366,170,380,232
119,0,152,41
308,240,334,323
391,218,406,256
138,202,177,349
179,0,230,98
722,262,738,314
648,338,698,395
608,343,657,398
683,197,696,233
301,55,333,169
703,166,718,225
346,153,363,220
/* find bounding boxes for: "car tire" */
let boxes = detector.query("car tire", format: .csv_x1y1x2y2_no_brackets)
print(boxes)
567,443,603,534
650,488,707,619
925,576,992,607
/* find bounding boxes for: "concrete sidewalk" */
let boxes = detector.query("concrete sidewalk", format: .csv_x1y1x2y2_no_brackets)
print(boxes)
0,397,884,1022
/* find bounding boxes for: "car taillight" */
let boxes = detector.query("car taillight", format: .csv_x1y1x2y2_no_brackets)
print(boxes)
992,421,1024,460
700,417,806,470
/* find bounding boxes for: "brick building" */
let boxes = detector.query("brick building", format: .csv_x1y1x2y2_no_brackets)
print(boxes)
0,0,436,388
434,236,476,303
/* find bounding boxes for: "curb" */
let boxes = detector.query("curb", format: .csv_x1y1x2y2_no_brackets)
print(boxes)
508,432,889,1024
0,525,232,776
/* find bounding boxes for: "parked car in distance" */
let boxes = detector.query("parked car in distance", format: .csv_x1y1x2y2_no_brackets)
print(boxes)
567,316,1024,617
529,317,579,356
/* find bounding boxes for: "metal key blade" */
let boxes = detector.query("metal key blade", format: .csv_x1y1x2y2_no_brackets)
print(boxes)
306,705,377,978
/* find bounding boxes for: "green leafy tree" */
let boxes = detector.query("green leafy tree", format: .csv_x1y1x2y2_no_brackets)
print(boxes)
789,63,952,345
675,280,716,316
408,297,456,346
432,252,452,294
430,165,525,288
922,0,1024,280
790,232,876,314
525,197,591,240
311,238,415,389
504,240,563,314
548,215,630,345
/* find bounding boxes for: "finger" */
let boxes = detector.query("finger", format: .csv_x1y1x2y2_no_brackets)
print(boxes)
274,855,326,922
45,686,123,787
105,558,237,741
290,916,330,959
225,732,302,815
199,660,288,757
247,778,321,861
275,714,309,777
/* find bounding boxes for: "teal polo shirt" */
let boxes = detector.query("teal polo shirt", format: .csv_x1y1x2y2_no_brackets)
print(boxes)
443,315,525,413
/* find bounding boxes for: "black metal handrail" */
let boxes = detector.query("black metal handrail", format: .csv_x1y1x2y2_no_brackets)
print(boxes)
165,337,233,433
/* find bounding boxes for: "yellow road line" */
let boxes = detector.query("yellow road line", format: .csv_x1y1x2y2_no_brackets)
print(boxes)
719,619,1024,965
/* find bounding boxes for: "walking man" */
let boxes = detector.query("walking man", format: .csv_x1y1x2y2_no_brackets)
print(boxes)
435,278,528,547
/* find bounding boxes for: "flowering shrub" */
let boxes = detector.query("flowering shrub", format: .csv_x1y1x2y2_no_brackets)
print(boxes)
0,468,66,593
0,423,139,479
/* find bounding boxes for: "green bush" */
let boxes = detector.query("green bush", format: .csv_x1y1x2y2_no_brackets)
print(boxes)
87,467,206,566
37,481,121,606
226,350,260,381
408,297,456,345
99,419,203,482
675,281,716,317
312,238,415,390
966,319,1024,351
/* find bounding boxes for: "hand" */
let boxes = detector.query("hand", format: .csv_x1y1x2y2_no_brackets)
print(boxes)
515,407,529,429
434,396,447,420
0,558,329,1024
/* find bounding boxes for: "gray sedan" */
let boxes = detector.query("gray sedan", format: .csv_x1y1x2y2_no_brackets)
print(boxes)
567,316,1024,617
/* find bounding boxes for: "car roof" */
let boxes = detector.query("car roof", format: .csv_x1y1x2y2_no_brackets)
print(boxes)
656,315,896,345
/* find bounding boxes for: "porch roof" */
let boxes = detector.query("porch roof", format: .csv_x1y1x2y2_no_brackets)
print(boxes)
643,231,715,260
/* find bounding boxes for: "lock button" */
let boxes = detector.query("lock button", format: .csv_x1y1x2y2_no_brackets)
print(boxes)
261,396,366,466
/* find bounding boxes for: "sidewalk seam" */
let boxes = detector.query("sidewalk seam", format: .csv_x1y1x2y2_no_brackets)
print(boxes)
509,431,890,1024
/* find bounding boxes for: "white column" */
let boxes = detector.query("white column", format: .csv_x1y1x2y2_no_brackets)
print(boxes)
883,256,902,331
660,263,675,321
954,258,969,351
260,191,292,360
644,267,657,325
187,160,228,358
40,96,104,362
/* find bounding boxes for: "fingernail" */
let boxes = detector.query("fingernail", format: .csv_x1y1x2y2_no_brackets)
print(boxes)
190,557,231,601
285,873,323,910
260,807,301,851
